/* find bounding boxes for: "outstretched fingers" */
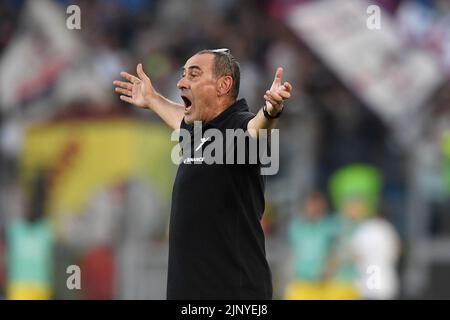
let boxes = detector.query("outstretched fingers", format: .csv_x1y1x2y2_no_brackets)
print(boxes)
115,87,132,96
120,71,140,84
136,63,151,83
113,80,133,90
119,95,133,104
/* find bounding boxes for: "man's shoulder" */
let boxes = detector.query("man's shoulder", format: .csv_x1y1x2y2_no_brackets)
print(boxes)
223,110,255,131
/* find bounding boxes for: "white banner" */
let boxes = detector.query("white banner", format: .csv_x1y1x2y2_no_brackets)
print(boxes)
286,0,443,125
0,0,108,119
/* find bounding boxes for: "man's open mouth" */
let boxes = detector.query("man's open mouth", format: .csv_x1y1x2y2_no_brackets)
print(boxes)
181,96,192,111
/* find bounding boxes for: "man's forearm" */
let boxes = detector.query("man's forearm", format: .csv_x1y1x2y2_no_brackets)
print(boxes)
146,94,185,130
247,107,278,138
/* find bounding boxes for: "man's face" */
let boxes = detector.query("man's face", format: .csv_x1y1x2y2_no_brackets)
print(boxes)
342,198,369,221
177,53,218,124
303,195,326,221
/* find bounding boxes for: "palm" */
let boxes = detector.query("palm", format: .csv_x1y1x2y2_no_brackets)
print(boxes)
113,63,155,109
131,81,147,107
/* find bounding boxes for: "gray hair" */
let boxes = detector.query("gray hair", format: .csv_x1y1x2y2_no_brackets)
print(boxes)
196,49,240,100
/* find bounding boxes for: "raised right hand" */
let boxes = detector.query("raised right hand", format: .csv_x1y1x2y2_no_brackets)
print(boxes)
113,63,157,109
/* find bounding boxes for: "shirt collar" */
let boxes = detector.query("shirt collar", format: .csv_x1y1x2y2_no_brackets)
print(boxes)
206,98,249,128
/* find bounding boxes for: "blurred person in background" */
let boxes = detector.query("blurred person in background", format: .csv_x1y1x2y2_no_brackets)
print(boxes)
61,183,124,300
6,170,55,300
326,164,400,300
284,191,337,300
351,210,401,300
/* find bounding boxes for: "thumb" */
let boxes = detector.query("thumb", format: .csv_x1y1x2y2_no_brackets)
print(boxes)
137,63,151,84
272,67,283,88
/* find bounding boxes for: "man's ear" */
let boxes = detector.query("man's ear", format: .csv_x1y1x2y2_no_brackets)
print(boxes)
217,75,233,97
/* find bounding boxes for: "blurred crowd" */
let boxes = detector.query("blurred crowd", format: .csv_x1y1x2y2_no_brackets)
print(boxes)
0,0,449,299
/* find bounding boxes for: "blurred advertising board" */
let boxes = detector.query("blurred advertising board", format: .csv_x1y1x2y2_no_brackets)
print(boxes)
20,119,175,217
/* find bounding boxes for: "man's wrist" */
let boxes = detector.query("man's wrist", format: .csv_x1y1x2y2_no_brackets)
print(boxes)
145,93,160,110
263,103,283,119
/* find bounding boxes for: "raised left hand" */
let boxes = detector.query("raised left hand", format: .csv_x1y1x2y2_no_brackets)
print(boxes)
264,67,292,116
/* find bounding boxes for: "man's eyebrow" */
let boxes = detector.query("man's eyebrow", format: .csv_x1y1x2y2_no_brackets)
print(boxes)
181,65,202,73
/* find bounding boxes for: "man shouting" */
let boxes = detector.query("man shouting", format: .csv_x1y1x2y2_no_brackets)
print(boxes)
113,49,292,299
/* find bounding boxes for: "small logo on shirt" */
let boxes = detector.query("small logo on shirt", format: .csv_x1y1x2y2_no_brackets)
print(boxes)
195,137,211,152
183,157,205,164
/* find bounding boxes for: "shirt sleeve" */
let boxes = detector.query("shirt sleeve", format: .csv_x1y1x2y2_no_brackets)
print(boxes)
226,111,265,166
231,111,256,131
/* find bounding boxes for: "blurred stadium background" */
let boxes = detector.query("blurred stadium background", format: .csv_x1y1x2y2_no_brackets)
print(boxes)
0,0,449,299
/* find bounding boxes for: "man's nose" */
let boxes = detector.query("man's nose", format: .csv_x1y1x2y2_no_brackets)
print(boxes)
177,77,189,90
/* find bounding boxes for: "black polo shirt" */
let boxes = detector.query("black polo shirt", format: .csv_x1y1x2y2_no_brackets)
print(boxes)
167,99,272,300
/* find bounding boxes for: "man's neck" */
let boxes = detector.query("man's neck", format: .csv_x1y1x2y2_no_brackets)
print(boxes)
209,97,235,120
